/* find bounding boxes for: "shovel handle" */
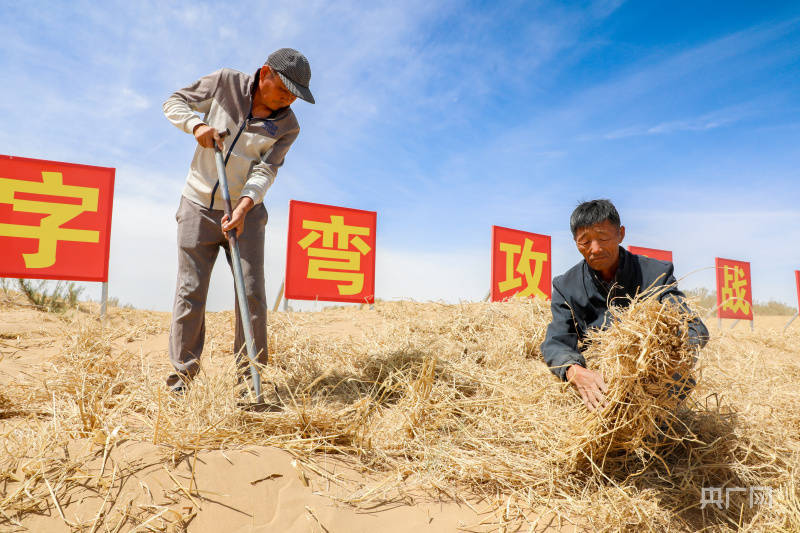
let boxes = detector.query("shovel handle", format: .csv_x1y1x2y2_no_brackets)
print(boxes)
211,129,262,403
213,130,236,236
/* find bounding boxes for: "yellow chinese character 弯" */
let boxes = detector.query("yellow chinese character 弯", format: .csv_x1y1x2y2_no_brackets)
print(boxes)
498,237,548,299
298,215,372,295
721,265,751,314
0,172,100,268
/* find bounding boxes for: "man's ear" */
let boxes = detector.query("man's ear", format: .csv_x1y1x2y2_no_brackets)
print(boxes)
619,225,626,243
260,65,271,78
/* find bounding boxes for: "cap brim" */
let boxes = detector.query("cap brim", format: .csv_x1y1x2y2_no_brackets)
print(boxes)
277,72,315,104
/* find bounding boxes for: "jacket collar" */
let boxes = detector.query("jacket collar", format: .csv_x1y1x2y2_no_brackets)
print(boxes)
585,246,635,299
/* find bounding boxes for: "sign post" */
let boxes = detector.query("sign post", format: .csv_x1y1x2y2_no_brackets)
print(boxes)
490,226,551,302
0,155,114,316
285,200,376,304
272,278,286,312
100,280,108,318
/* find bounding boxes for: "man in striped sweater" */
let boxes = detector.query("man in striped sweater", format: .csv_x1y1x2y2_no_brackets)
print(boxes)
162,48,314,393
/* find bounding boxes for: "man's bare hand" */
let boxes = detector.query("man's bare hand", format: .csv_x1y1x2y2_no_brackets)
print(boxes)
566,364,609,412
221,196,254,238
193,124,224,150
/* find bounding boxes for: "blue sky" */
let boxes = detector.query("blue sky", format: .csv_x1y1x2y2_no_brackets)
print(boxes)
1,0,799,311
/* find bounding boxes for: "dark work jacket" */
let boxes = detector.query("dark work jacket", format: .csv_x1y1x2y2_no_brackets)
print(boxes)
540,247,709,381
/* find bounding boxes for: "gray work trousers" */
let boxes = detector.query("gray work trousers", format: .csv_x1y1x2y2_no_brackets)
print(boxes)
167,196,268,389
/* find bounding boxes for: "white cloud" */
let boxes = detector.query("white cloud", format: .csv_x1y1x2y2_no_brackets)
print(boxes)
375,247,488,303
120,88,150,111
595,106,751,140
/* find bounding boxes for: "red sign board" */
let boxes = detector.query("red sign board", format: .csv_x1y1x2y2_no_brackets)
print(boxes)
628,245,673,263
0,155,115,282
285,200,376,303
491,225,551,302
795,270,800,312
715,257,753,320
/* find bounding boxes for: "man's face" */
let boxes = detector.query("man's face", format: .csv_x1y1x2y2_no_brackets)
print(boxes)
257,66,297,110
574,219,625,273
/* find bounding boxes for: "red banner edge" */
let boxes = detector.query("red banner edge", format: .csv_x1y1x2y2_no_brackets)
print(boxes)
283,199,377,305
283,291,375,304
489,225,552,303
714,257,754,320
0,154,116,173
490,225,499,302
794,270,800,313
100,168,115,282
0,161,116,283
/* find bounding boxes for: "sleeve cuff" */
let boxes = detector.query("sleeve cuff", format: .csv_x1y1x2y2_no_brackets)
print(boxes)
559,361,584,382
239,188,264,205
184,116,205,135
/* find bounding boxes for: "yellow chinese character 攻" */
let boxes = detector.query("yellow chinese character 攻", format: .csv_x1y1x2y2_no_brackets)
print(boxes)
0,172,99,268
298,215,372,295
497,237,548,299
721,265,751,314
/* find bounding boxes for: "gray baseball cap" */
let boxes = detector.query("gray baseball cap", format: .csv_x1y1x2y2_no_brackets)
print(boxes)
266,48,315,104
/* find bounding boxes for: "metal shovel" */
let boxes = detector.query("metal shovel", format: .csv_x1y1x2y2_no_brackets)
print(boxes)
212,131,263,403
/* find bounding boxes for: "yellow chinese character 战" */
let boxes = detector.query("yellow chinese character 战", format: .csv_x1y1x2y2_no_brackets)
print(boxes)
298,215,371,295
0,172,99,268
721,265,751,314
498,237,548,299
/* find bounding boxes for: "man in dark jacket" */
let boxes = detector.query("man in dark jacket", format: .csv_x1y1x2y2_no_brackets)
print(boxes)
541,199,708,411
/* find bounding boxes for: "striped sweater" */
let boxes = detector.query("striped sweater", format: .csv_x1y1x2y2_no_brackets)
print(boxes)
163,68,300,209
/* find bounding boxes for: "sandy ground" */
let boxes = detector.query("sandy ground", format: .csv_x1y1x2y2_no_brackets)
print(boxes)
15,440,496,533
0,299,580,533
0,293,797,532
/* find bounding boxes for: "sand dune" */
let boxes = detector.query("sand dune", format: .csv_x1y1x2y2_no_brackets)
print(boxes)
0,291,798,531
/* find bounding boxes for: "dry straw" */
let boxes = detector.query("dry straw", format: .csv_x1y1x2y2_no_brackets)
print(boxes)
0,292,798,531
566,287,699,474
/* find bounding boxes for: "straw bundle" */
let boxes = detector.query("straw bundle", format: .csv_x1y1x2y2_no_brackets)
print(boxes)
567,291,698,474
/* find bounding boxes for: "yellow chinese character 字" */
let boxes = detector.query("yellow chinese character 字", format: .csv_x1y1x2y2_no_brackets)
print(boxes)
497,237,548,299
0,172,100,269
298,215,372,295
721,265,751,314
